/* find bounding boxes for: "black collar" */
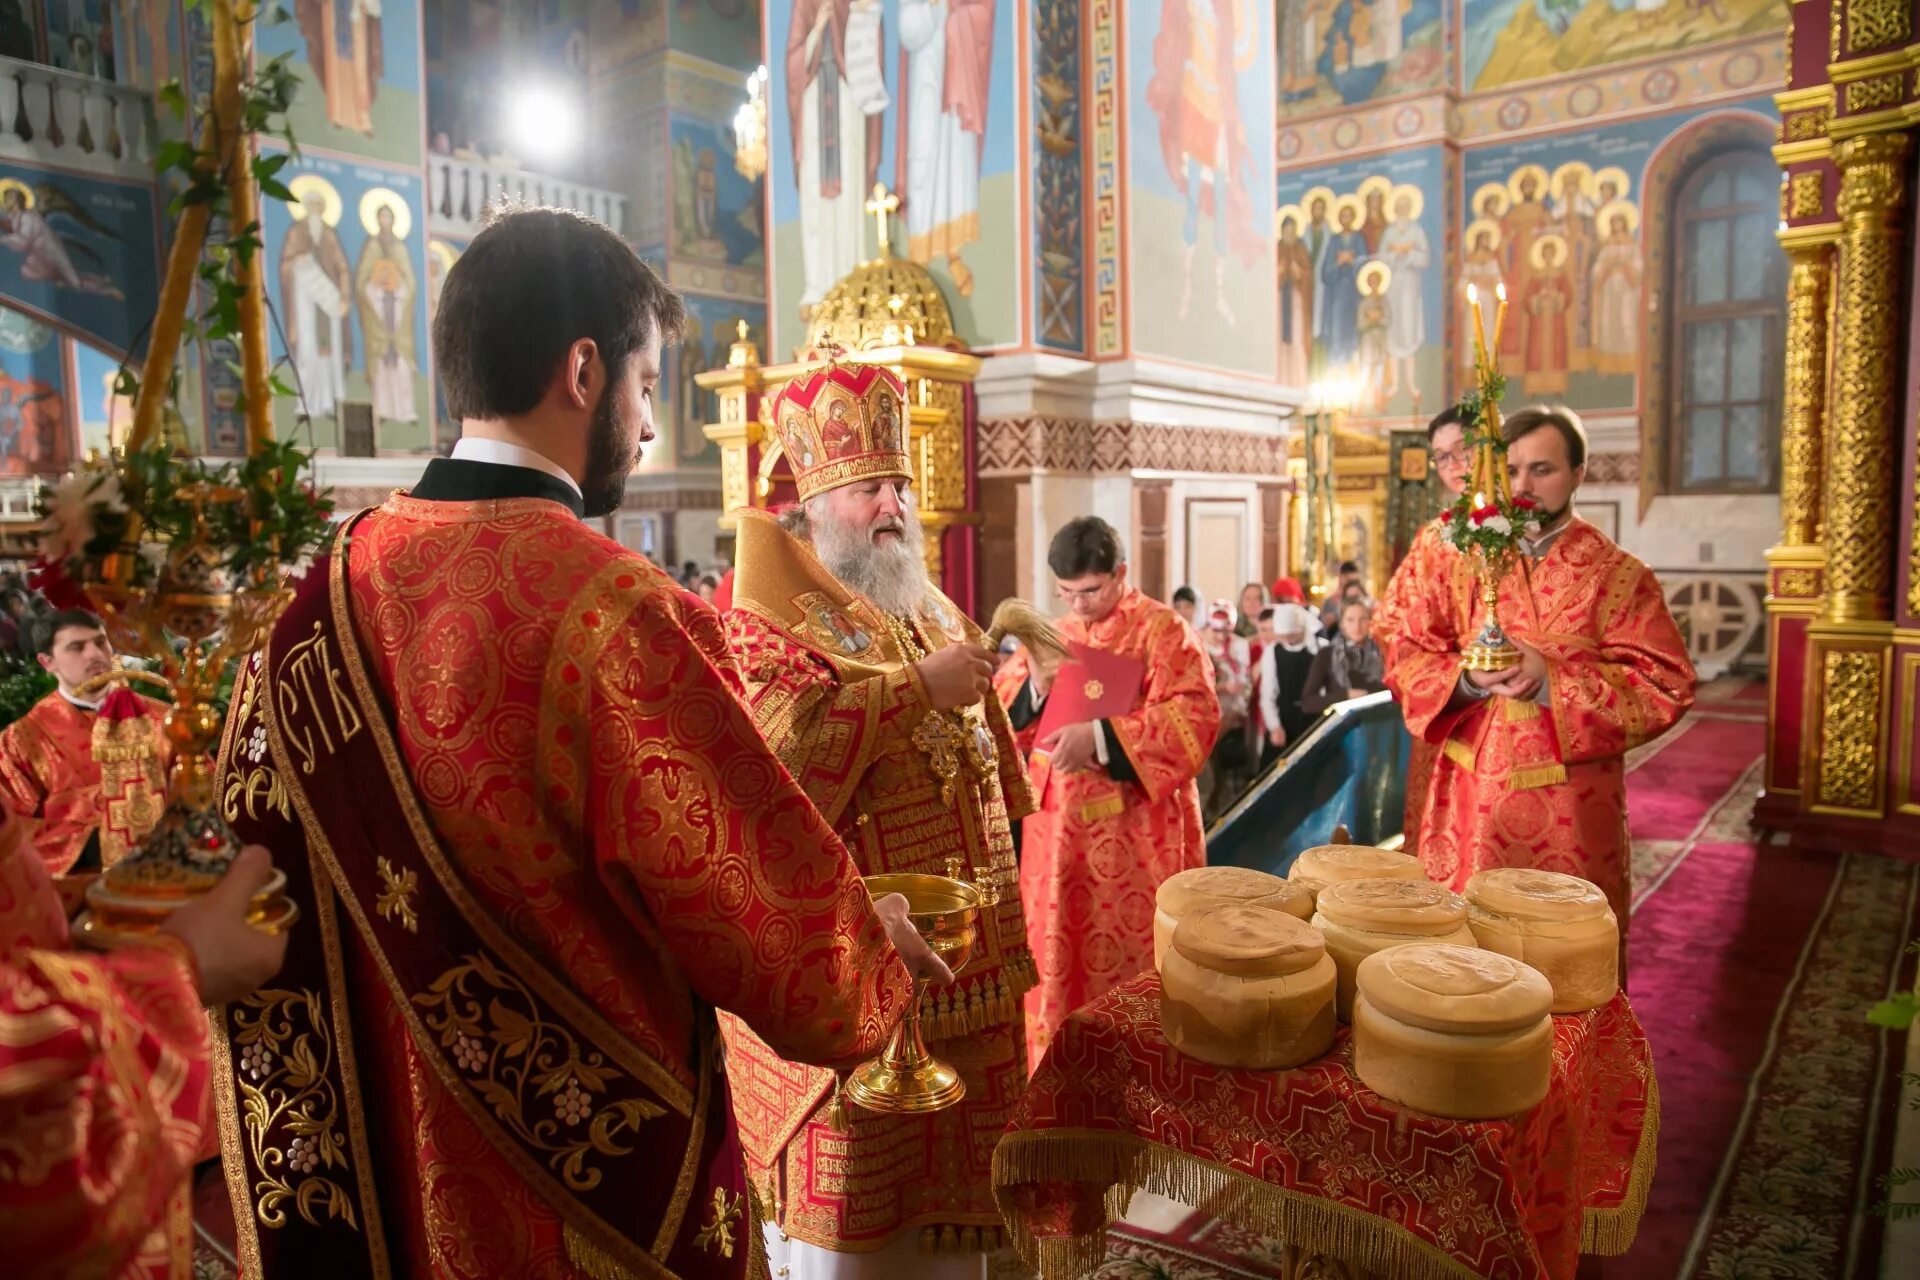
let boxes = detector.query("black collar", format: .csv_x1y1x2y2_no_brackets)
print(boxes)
407,457,586,518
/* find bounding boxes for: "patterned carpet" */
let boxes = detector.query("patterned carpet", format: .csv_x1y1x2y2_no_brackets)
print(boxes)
1092,677,1920,1280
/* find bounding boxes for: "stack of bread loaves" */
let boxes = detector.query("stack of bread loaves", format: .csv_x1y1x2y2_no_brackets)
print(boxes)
1158,905,1338,1069
1311,878,1478,1020
1153,866,1314,969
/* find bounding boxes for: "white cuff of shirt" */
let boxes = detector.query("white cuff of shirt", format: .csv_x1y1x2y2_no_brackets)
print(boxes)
1093,719,1110,766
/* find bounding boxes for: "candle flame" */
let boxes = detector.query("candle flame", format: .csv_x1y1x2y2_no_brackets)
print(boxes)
1466,283,1478,305
1473,493,1486,508
1495,282,1508,303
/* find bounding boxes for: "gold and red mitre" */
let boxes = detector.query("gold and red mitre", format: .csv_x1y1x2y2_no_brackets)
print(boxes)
771,362,910,502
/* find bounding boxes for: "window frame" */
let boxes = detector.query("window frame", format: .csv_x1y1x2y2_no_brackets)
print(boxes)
1664,149,1787,496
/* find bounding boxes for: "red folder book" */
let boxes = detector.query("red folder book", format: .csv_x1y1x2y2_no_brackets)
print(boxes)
1034,642,1145,742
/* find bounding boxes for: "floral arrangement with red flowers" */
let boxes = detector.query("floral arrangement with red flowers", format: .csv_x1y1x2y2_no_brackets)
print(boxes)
1436,371,1541,559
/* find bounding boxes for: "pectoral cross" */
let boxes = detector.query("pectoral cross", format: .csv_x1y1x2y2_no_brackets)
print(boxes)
865,183,899,259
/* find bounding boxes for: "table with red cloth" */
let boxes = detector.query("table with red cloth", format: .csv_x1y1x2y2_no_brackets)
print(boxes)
991,972,1658,1280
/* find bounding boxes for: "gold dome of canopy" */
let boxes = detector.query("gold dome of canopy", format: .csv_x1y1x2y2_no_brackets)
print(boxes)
802,253,957,354
801,184,957,354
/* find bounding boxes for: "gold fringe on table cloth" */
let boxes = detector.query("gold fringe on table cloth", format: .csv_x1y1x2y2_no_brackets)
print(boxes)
992,1082,1659,1280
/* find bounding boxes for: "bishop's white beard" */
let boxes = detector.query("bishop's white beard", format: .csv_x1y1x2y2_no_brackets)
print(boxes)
805,495,932,618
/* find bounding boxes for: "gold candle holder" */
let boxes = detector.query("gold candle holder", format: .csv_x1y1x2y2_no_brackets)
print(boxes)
71,488,299,948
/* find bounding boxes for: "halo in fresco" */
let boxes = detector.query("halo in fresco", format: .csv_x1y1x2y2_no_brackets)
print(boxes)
1390,184,1425,219
1465,217,1504,249
1508,164,1551,200
286,174,343,227
1597,200,1640,234
1359,261,1392,294
1473,182,1510,219
1529,232,1571,270
358,187,412,239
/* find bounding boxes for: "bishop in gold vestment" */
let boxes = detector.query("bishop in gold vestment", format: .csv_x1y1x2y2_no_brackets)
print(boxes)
724,363,1034,1278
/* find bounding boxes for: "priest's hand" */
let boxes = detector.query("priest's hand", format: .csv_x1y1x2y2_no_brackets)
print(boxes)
1465,664,1541,701
160,845,290,1007
917,643,994,710
1044,720,1099,774
871,892,955,986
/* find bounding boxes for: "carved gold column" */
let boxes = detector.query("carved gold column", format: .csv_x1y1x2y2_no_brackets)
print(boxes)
1778,244,1833,549
1805,132,1907,817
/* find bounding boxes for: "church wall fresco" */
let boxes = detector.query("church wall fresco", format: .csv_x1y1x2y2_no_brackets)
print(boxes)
1127,0,1276,376
1460,0,1784,96
1458,97,1775,414
70,336,126,457
1276,146,1446,418
0,161,158,360
1278,0,1448,118
259,0,423,171
0,304,68,474
768,0,1022,358
669,114,767,273
260,151,431,452
664,292,767,471
669,0,763,71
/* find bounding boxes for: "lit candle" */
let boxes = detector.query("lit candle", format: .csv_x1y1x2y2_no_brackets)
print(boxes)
1465,283,1490,372
1491,282,1509,355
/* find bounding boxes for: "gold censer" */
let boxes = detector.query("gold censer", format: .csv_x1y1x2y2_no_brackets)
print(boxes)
844,871,983,1115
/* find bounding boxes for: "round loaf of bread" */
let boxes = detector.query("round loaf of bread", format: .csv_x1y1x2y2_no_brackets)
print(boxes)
1352,944,1554,1119
1153,866,1314,970
1311,879,1477,1021
1287,844,1425,905
1159,905,1337,1069
1464,868,1619,1013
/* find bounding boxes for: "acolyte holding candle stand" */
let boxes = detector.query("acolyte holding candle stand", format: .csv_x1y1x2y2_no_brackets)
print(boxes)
1444,283,1542,672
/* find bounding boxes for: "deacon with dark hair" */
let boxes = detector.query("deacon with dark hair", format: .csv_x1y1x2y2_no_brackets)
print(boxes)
0,608,167,876
209,207,944,1280
1376,404,1694,937
994,516,1220,1062
1373,402,1473,852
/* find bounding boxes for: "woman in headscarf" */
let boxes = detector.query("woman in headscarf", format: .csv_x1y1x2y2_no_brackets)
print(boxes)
1200,599,1255,823
1258,602,1321,765
1301,599,1386,716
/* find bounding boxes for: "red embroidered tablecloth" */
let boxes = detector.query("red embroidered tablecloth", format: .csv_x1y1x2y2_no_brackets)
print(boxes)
992,973,1657,1280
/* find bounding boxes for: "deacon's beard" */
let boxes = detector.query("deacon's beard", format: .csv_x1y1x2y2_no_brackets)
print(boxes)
580,385,635,518
805,495,932,618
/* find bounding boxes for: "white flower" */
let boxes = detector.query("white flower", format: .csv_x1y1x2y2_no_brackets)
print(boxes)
136,542,169,579
1481,515,1513,537
284,553,315,582
40,469,124,564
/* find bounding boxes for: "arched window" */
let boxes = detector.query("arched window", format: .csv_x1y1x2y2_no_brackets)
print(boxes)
1667,150,1787,493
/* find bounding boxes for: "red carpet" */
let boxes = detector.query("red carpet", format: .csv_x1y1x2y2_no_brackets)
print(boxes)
1095,680,1920,1279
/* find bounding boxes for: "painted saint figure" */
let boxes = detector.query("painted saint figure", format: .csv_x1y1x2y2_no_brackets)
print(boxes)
278,178,353,421
1522,233,1573,395
1276,209,1314,387
900,0,994,297
1458,219,1505,383
1377,185,1429,402
1355,262,1391,415
354,193,417,426
1589,203,1642,375
296,0,382,135
1499,167,1551,357
787,0,886,311
0,183,124,298
1317,196,1366,369
1146,0,1261,324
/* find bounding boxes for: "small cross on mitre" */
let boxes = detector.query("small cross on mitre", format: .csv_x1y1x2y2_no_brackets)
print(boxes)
865,183,900,259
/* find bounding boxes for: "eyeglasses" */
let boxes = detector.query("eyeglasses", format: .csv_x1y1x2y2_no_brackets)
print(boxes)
1433,450,1471,471
1056,577,1116,602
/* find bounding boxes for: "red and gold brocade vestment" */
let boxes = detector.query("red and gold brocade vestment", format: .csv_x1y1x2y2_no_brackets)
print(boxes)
210,490,910,1280
0,799,210,1280
722,509,1036,1254
1373,517,1453,855
1375,516,1695,918
995,586,1219,1063
0,691,168,876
